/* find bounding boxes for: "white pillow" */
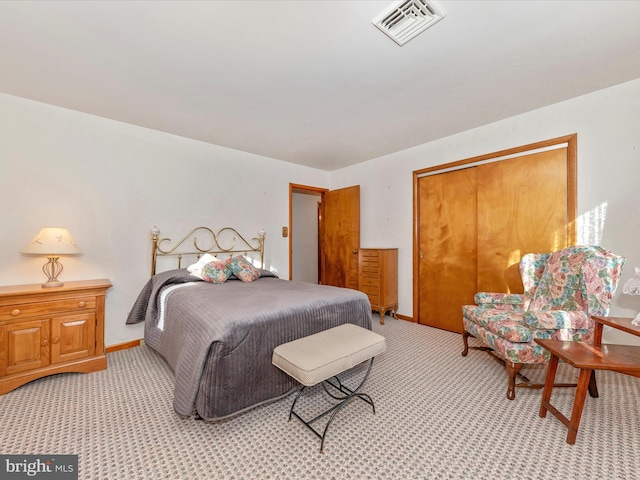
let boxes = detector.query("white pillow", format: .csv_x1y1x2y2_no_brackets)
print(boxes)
187,253,219,278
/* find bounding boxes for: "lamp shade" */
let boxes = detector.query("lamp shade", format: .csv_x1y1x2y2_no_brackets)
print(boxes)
21,227,82,256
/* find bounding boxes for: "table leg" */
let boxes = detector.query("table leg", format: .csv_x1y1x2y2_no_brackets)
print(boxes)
539,354,559,418
588,370,599,398
593,323,604,345
566,368,593,444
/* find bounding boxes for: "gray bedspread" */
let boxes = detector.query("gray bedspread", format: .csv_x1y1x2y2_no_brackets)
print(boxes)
126,269,372,419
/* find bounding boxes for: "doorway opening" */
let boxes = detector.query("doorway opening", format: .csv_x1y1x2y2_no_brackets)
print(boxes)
289,184,361,288
289,184,326,283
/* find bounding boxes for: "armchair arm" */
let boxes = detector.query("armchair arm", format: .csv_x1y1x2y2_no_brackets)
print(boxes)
474,292,525,306
523,310,592,330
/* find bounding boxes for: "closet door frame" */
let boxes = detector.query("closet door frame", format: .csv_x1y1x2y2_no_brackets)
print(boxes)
411,134,577,324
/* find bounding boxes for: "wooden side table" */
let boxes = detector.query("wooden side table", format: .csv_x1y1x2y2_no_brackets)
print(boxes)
536,316,640,444
592,315,640,344
0,279,112,394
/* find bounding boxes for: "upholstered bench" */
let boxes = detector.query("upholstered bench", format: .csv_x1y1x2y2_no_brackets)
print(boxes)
272,323,386,452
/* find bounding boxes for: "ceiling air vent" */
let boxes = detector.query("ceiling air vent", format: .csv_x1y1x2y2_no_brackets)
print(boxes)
372,0,446,46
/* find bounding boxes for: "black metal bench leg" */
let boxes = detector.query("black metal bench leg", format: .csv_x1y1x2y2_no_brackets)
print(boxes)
288,386,306,421
288,358,376,453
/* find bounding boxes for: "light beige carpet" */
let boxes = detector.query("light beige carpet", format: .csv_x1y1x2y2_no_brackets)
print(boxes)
1,316,639,479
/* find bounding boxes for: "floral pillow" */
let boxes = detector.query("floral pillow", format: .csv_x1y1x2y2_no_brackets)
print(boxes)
225,256,260,282
187,253,219,279
201,259,231,284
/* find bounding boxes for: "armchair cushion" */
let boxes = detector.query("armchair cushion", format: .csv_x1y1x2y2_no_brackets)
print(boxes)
474,292,525,307
523,310,591,330
481,312,533,343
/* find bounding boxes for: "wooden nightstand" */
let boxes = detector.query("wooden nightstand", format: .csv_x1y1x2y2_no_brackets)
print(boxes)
0,279,112,394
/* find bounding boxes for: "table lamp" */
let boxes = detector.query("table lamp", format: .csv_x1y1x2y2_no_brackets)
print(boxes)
623,266,640,325
21,227,82,288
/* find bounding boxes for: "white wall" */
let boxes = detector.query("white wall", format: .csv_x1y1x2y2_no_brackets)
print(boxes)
0,93,329,346
330,78,640,344
3,78,639,347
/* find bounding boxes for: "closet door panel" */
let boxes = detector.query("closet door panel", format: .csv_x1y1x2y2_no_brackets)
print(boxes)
418,168,477,332
476,148,568,294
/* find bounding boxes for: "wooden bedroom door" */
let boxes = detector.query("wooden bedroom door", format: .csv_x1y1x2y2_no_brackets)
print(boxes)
319,185,360,289
416,139,574,333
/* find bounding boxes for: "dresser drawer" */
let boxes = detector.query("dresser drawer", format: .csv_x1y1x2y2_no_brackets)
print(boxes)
366,294,380,306
360,256,380,265
360,284,380,297
360,276,380,288
0,296,96,321
360,265,380,275
360,250,380,259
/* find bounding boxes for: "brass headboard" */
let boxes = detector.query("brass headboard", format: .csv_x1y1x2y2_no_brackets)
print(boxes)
150,226,266,276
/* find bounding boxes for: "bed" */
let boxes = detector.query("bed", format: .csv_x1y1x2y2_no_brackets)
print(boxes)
126,226,373,420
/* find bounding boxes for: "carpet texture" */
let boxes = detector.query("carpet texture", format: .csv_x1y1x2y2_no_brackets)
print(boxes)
1,316,639,479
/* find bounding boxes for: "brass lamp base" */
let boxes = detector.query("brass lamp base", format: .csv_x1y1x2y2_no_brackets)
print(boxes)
42,256,64,288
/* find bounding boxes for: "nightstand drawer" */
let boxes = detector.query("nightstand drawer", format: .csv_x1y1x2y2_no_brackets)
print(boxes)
0,296,96,321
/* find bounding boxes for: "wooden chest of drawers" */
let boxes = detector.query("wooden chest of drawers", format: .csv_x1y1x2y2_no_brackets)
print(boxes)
0,279,111,394
358,249,398,325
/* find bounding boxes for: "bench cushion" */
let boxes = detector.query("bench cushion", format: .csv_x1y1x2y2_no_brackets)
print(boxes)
272,323,386,387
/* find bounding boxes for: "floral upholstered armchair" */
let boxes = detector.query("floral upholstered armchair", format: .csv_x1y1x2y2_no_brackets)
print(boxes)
462,245,625,400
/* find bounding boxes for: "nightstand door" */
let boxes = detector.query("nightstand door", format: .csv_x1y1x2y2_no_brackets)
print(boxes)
1,319,51,376
51,313,96,364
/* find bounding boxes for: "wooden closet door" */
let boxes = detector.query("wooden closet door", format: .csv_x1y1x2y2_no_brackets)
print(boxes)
476,148,568,293
418,168,478,332
416,144,572,333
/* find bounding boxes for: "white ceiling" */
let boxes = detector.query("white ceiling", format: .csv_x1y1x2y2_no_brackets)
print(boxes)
1,1,640,171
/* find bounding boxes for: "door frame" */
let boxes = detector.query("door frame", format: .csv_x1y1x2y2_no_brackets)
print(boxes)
289,183,328,281
411,134,578,323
